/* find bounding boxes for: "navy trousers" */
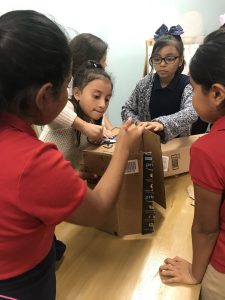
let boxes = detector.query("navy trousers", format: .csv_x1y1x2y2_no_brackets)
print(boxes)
0,243,56,300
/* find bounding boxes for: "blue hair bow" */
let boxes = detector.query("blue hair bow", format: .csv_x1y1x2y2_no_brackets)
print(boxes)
154,24,184,40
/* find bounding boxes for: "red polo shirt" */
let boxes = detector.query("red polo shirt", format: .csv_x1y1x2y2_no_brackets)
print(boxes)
0,113,87,279
190,115,225,273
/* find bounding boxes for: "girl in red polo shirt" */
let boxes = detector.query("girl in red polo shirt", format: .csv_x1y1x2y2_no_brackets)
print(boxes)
0,10,145,300
159,29,225,299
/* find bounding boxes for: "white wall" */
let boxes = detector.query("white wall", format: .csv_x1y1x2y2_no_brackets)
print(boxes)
1,0,225,125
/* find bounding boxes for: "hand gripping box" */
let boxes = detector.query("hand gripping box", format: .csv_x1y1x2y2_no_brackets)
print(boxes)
161,134,205,177
82,129,166,236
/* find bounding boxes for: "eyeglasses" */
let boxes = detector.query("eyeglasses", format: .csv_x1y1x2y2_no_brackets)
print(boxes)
150,56,180,64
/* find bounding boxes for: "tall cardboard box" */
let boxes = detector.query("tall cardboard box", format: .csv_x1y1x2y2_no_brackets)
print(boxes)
161,134,205,177
82,129,166,236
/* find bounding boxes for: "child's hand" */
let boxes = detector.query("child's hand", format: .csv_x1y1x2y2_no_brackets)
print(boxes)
83,123,104,140
139,121,164,132
103,127,114,138
159,256,199,285
116,118,146,153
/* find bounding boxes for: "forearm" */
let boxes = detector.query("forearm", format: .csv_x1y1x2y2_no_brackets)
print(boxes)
121,88,141,123
192,226,219,282
154,106,198,142
66,142,130,226
52,101,77,128
66,120,142,227
72,116,87,131
66,146,128,226
121,105,140,123
103,115,113,130
153,84,197,142
66,147,128,226
93,143,129,211
73,116,106,140
65,143,129,226
66,149,128,226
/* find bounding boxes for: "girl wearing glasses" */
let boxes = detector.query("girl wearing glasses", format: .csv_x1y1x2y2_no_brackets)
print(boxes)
121,24,198,143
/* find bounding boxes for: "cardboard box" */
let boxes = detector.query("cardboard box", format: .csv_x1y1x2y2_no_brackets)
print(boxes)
161,134,205,177
82,129,166,236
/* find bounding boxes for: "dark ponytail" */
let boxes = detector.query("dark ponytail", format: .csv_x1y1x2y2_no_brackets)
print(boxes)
190,29,225,91
0,10,71,115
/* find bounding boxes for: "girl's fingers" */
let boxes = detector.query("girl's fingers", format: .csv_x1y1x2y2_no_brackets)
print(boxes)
159,264,168,271
173,256,183,262
159,264,174,273
161,276,179,284
164,258,177,265
153,126,160,131
160,269,176,277
138,122,146,127
123,117,133,130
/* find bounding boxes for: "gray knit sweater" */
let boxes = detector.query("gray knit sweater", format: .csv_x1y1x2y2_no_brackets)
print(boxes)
121,73,198,143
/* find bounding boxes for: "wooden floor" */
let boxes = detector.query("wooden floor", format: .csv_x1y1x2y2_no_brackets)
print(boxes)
55,173,201,300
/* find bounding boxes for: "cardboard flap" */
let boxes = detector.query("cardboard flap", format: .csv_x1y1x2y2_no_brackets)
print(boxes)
83,129,166,209
83,151,112,176
142,131,166,209
82,128,166,235
161,134,205,177
161,134,204,152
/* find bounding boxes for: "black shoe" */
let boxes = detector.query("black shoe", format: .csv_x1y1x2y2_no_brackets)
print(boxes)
54,239,66,261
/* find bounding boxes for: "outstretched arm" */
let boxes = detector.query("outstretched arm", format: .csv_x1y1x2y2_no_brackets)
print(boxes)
73,116,104,140
152,84,198,142
121,85,142,124
49,101,106,140
103,115,113,131
159,183,221,284
191,184,220,282
66,119,146,226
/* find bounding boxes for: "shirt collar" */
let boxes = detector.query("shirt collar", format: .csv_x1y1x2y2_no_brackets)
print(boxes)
153,71,180,91
0,112,37,137
210,115,225,132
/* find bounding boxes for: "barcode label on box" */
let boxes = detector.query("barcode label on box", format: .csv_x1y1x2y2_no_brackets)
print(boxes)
162,156,169,172
124,159,139,174
171,153,180,170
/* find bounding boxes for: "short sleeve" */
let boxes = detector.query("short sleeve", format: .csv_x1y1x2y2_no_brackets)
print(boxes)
190,142,224,194
18,142,87,225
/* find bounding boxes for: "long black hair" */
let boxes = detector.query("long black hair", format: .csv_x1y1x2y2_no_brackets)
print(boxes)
190,29,225,92
70,33,108,76
0,10,71,117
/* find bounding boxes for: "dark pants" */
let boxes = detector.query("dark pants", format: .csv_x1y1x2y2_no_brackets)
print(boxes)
0,243,56,300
